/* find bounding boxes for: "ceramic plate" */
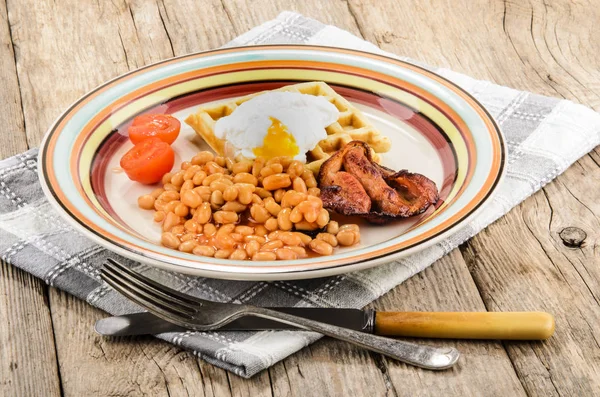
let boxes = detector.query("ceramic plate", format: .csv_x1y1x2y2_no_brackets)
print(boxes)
38,45,505,280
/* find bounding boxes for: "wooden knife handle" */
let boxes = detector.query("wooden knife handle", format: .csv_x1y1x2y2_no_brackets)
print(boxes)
374,312,555,340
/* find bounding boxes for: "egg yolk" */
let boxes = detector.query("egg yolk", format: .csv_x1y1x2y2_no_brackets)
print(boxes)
253,117,300,159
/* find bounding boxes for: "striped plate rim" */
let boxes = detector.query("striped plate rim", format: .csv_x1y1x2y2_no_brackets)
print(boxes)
38,45,505,280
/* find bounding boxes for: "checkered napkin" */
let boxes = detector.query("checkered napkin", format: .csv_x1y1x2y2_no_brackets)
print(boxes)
1,12,599,378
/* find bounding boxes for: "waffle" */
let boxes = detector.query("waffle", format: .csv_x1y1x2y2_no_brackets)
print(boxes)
184,81,391,174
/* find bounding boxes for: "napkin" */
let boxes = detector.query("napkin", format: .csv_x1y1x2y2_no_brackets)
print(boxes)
1,11,599,378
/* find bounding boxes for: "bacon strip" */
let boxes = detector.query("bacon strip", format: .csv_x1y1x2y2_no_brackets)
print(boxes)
317,140,439,223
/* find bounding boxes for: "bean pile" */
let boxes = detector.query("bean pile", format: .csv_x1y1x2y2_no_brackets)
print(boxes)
137,151,360,260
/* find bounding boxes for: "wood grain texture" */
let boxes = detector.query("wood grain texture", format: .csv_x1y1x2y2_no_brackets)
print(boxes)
8,0,131,144
1,0,599,395
367,251,527,397
0,0,61,395
222,0,363,38
264,339,391,397
50,290,211,397
349,0,600,394
347,0,600,105
462,178,600,396
157,0,238,55
0,0,26,158
0,264,62,397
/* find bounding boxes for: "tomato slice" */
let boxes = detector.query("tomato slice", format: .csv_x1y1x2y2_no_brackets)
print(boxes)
128,114,181,145
120,137,175,184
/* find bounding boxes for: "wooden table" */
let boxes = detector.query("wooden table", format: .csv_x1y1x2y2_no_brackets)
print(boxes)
1,1,599,395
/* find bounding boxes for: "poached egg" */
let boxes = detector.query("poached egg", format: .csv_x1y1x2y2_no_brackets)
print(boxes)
213,91,339,162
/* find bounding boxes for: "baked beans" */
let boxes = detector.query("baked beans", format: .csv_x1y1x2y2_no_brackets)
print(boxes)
193,245,215,257
252,251,276,261
137,194,155,210
139,152,361,261
337,228,361,246
309,239,333,255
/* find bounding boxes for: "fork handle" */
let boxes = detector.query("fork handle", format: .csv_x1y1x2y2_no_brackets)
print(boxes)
250,307,459,370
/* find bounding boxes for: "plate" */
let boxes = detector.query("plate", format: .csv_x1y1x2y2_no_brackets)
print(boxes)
38,45,505,280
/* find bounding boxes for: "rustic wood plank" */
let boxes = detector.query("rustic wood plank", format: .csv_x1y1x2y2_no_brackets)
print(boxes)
156,0,238,55
367,251,527,397
349,0,600,395
222,0,363,38
262,339,391,397
463,1,600,394
348,0,600,106
0,0,62,395
500,0,600,108
6,3,145,395
462,162,600,396
0,0,27,158
0,263,62,397
50,289,215,397
8,0,129,144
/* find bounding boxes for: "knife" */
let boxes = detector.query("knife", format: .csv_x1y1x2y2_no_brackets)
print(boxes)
95,309,555,340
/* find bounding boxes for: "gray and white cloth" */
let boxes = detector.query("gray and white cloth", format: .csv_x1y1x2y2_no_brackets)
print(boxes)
1,12,599,378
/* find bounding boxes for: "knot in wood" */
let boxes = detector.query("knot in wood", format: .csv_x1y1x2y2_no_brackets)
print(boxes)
380,31,396,43
559,227,587,247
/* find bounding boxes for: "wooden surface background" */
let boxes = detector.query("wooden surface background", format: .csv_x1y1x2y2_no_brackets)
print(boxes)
1,0,599,396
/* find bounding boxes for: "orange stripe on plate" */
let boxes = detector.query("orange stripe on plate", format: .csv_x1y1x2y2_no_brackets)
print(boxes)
43,46,502,271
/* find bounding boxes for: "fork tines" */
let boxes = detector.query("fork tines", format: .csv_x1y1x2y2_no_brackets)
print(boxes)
101,259,196,321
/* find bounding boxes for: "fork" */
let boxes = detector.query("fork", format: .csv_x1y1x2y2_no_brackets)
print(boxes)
100,259,460,370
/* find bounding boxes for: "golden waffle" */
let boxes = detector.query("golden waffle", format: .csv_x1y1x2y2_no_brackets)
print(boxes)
184,81,391,174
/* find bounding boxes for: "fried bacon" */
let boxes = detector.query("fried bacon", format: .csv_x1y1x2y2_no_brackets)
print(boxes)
318,141,439,223
320,172,371,216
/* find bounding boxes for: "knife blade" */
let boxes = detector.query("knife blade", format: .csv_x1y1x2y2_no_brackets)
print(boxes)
95,308,373,336
95,310,556,340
